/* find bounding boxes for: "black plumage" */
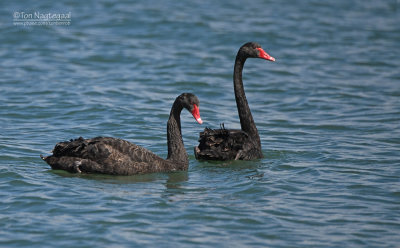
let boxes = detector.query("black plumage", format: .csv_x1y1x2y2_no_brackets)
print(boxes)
195,127,261,160
41,93,202,175
194,42,275,161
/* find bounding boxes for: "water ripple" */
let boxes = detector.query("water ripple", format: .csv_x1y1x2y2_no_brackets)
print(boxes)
1,0,400,247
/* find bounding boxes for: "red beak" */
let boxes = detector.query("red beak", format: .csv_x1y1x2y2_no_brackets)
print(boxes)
256,48,275,62
191,104,203,124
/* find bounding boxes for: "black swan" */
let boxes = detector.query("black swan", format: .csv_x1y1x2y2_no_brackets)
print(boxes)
194,42,275,161
41,93,203,175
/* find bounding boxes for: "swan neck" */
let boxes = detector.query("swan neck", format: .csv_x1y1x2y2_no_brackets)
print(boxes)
233,55,259,141
167,100,188,165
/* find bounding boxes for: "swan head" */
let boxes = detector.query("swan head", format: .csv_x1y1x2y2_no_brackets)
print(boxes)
178,93,203,124
239,42,275,62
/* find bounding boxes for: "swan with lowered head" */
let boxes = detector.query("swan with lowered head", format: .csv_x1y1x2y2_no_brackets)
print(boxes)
41,93,202,175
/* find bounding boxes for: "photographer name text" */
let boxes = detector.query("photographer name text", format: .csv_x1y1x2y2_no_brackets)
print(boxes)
14,11,71,20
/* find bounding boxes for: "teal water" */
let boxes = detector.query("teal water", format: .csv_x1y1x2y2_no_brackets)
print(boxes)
1,0,400,247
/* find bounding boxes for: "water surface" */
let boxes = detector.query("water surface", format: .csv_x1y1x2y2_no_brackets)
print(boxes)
1,0,399,247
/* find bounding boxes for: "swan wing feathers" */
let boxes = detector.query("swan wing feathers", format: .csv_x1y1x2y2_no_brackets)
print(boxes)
195,128,253,160
52,136,163,162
